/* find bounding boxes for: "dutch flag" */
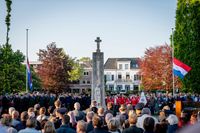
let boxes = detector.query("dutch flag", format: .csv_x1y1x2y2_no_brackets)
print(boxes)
27,58,33,91
173,58,191,79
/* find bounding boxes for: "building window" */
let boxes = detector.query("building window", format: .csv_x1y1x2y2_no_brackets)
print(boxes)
134,75,141,81
118,74,122,80
105,75,111,81
117,85,122,91
87,81,90,84
109,85,114,91
125,64,129,69
125,85,130,91
82,81,86,84
118,64,123,70
83,72,89,76
126,73,130,80
134,85,139,91
112,75,114,81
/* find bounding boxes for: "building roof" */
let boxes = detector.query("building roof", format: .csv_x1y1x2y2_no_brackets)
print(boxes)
104,58,140,69
79,61,92,68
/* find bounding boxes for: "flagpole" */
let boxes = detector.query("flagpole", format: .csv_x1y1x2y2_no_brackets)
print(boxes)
172,28,175,96
26,29,29,93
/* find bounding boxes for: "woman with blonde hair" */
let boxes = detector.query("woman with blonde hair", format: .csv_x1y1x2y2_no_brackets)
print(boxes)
77,120,87,133
43,121,56,133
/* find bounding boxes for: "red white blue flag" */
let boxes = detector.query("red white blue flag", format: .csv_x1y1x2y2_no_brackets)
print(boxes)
27,58,33,91
173,58,191,79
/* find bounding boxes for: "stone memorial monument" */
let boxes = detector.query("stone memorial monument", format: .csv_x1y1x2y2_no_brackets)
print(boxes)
91,37,106,107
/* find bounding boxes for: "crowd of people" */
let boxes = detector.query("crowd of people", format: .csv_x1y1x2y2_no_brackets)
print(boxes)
0,92,200,133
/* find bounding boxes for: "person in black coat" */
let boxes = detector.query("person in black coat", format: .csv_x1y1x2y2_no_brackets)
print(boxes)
122,112,143,133
143,117,155,133
104,102,114,117
15,111,29,131
56,114,76,133
86,111,94,133
89,115,109,133
90,100,98,114
73,102,86,121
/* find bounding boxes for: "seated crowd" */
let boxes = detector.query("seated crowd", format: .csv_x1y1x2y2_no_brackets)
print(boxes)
0,96,200,133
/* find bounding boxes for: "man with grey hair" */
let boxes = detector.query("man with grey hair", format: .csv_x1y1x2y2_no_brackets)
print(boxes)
8,107,15,116
107,117,120,133
11,110,20,127
86,111,94,133
73,102,85,121
105,113,113,125
166,114,178,133
136,107,158,129
103,113,114,131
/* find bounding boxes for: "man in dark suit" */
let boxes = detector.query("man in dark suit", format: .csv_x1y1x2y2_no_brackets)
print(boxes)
73,102,85,121
56,114,76,133
104,102,114,116
89,115,109,133
86,111,94,133
122,112,143,133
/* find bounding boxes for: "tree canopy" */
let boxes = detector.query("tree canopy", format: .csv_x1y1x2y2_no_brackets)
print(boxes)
5,0,12,44
174,0,200,92
139,44,181,91
37,42,82,92
0,44,26,93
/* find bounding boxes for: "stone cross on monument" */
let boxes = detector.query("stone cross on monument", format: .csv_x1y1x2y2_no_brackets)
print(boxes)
95,37,101,52
91,37,105,108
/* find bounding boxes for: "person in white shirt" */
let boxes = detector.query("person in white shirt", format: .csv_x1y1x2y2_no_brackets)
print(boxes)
36,107,47,122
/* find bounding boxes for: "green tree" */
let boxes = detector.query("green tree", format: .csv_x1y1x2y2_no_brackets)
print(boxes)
37,42,75,92
68,59,83,82
0,0,13,94
0,0,40,94
174,0,200,93
5,0,12,44
0,44,26,94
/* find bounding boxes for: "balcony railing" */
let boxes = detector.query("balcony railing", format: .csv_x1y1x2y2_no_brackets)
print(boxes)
115,79,133,83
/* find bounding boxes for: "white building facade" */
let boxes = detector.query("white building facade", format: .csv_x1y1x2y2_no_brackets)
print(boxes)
104,58,141,93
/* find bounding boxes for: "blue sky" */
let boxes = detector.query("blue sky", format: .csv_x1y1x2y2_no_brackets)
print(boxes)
0,0,177,61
